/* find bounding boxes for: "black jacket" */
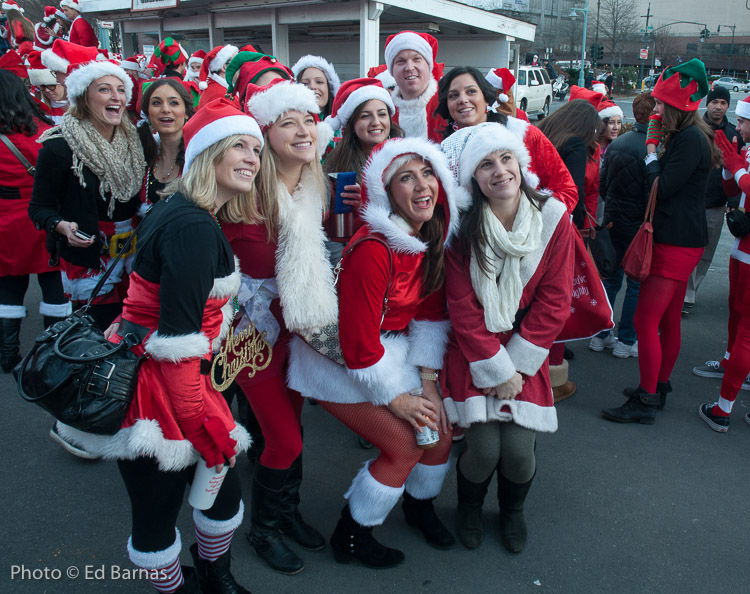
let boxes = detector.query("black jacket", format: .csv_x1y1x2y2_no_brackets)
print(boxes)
600,122,649,242
28,136,140,269
558,137,587,228
645,125,711,248
704,113,743,209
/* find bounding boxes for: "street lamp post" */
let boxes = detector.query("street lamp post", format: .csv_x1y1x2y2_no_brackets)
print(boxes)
570,0,590,87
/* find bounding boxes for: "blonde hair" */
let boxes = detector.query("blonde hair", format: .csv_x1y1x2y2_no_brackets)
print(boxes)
163,134,260,220
254,127,327,240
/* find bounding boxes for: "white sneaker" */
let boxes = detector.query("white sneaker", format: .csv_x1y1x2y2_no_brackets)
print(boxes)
589,333,616,352
613,340,638,359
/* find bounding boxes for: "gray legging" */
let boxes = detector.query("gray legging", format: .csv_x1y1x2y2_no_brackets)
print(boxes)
459,421,536,484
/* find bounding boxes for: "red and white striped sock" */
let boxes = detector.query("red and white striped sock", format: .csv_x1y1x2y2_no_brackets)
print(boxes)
127,531,184,594
148,557,184,593
193,501,244,562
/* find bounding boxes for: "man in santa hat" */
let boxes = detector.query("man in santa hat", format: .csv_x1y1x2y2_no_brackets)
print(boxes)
384,30,445,142
196,44,238,109
59,0,97,48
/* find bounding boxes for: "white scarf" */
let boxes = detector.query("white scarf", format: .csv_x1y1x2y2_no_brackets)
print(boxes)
470,194,543,333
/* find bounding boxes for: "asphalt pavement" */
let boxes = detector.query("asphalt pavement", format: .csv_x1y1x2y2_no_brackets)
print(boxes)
2,205,749,593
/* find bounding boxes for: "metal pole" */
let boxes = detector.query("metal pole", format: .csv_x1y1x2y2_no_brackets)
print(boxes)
593,0,601,70
729,25,735,73
639,2,651,88
577,0,589,87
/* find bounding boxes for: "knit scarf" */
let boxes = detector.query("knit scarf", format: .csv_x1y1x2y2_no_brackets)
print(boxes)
59,113,146,218
470,194,543,333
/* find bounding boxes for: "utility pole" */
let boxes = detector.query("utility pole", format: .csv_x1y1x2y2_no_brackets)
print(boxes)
593,0,601,70
718,24,737,75
639,2,651,87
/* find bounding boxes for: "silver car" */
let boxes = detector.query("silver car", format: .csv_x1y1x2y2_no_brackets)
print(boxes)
713,77,749,92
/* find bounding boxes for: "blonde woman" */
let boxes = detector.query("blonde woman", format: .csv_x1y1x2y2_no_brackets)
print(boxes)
57,98,261,594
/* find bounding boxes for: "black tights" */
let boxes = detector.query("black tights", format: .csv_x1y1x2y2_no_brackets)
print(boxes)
117,457,242,553
0,272,66,307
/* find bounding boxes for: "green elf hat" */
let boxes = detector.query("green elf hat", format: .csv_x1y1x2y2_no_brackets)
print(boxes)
225,51,293,95
154,37,188,67
652,58,709,112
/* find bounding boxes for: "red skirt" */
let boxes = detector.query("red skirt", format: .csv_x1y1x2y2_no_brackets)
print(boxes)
0,198,57,276
649,243,704,281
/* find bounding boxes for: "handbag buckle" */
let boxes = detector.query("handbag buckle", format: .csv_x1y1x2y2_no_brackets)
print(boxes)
86,360,115,396
93,360,116,379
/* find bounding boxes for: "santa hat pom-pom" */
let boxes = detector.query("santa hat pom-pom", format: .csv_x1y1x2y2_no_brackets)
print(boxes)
324,114,341,132
497,93,509,103
199,80,208,90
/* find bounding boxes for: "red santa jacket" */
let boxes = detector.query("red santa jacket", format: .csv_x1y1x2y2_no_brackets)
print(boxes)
441,197,574,433
582,143,601,228
723,146,750,264
68,16,98,48
197,78,227,110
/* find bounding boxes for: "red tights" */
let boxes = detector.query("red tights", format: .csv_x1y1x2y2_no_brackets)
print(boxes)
633,274,687,393
239,372,303,469
720,259,750,402
320,400,452,488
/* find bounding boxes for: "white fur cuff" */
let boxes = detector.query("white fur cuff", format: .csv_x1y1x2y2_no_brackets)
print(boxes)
407,319,451,369
469,346,516,389
506,333,549,376
145,331,210,362
39,301,72,317
404,460,450,500
193,500,244,535
128,529,181,569
347,334,418,405
0,304,27,318
345,460,404,526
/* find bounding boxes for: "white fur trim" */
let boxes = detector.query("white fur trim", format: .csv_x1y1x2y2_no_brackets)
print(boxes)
120,61,141,72
209,259,241,298
406,319,450,369
41,47,69,73
292,54,341,96
325,85,394,131
362,134,464,253
28,67,58,87
443,395,557,432
145,331,210,362
385,32,433,73
736,100,750,119
213,298,236,354
56,420,251,471
188,56,204,68
198,80,208,91
506,332,549,376
65,61,133,107
193,500,244,535
208,72,229,89
287,334,420,405
183,115,263,174
209,44,238,74
2,1,23,12
246,81,319,128
548,360,568,388
599,105,624,120
375,69,396,90
128,529,181,569
60,0,79,11
317,120,335,155
485,69,505,90
404,460,450,499
497,93,509,103
391,77,438,140
469,346,516,389
345,460,404,526
0,304,26,318
39,301,72,317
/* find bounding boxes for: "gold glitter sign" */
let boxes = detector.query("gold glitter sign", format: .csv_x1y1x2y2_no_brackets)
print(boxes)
211,323,273,391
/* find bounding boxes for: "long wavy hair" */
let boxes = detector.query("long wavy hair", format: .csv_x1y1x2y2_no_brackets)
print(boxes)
537,98,601,160
5,8,34,43
0,70,53,135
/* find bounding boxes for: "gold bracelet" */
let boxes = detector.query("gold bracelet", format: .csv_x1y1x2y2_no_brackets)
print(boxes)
419,370,439,382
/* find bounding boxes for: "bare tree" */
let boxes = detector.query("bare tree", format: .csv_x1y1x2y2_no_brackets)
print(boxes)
652,25,680,66
594,0,639,60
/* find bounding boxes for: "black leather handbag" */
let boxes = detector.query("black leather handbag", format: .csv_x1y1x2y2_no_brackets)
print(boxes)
583,213,618,280
14,216,149,435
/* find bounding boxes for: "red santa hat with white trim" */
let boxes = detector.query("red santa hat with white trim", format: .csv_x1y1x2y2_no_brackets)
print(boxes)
485,67,516,103
121,54,146,75
59,0,82,12
42,5,57,23
63,52,133,107
26,50,57,87
384,31,441,81
188,49,206,69
291,55,341,97
325,77,395,132
591,80,608,95
182,97,264,173
198,44,238,90
2,1,24,12
737,96,750,120
42,38,95,74
245,79,319,130
367,63,396,90
569,85,623,120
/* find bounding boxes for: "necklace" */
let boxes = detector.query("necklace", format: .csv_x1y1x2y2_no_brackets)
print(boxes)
155,154,176,181
210,210,240,312
211,211,221,229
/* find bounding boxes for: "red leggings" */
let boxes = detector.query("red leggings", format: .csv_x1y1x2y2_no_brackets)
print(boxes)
319,400,452,488
721,258,750,401
633,274,687,393
239,370,303,470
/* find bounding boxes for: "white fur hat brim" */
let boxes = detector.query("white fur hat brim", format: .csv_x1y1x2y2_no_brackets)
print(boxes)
2,2,23,12
59,0,80,11
28,68,58,87
736,100,750,119
384,32,433,74
209,44,238,73
598,105,624,120
41,47,69,73
188,56,204,67
246,81,319,128
183,114,264,174
292,54,341,97
325,85,395,132
65,61,133,107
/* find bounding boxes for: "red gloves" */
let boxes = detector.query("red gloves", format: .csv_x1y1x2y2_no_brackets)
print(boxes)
645,114,664,147
715,130,747,176
179,415,238,468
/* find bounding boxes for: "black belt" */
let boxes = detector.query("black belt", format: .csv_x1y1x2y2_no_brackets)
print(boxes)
118,318,150,346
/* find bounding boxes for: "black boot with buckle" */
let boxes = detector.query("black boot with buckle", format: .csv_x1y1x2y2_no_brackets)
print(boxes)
189,544,251,594
623,380,672,410
603,386,660,424
330,505,404,569
278,453,325,551
401,492,455,549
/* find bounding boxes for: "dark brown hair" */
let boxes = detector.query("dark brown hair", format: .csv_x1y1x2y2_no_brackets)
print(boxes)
537,99,601,160
296,67,335,119
6,9,34,44
661,102,721,167
435,66,497,125
137,78,194,168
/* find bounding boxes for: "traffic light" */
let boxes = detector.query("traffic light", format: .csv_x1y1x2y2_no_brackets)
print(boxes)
700,28,710,41
596,45,604,60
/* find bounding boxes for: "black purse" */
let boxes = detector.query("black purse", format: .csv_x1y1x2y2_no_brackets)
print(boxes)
14,215,150,435
582,213,618,279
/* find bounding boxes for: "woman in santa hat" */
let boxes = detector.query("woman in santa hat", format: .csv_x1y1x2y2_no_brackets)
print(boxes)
33,6,58,52
221,79,328,575
436,66,579,215
292,55,340,120
0,69,69,374
59,97,259,594
184,49,205,83
440,123,574,553
27,50,68,124
602,59,718,424
1,1,33,50
59,0,97,48
288,136,467,567
196,44,238,109
483,67,529,122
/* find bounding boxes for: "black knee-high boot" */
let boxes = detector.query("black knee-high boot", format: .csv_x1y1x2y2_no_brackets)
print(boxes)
278,453,325,551
455,459,493,550
497,471,535,554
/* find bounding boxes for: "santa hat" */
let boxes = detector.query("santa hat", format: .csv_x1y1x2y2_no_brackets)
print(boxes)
384,31,437,75
245,79,319,130
59,0,81,12
198,44,238,90
361,137,467,253
591,81,608,95
441,122,538,191
182,97,264,174
231,54,293,103
652,58,709,112
42,39,99,75
188,49,206,69
367,63,396,90
736,96,750,120
2,1,23,13
154,37,188,69
0,49,27,78
120,54,146,74
485,67,516,103
26,50,57,86
291,55,341,97
569,85,623,120
42,5,57,23
325,78,394,131
55,7,70,21
65,59,133,107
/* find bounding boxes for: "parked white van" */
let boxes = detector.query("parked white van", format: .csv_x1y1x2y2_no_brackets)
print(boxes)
514,65,553,120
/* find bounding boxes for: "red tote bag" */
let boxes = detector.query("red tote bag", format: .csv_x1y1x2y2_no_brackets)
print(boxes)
621,178,658,282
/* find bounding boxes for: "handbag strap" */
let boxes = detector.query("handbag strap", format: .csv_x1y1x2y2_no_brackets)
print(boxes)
643,177,659,224
0,133,35,176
